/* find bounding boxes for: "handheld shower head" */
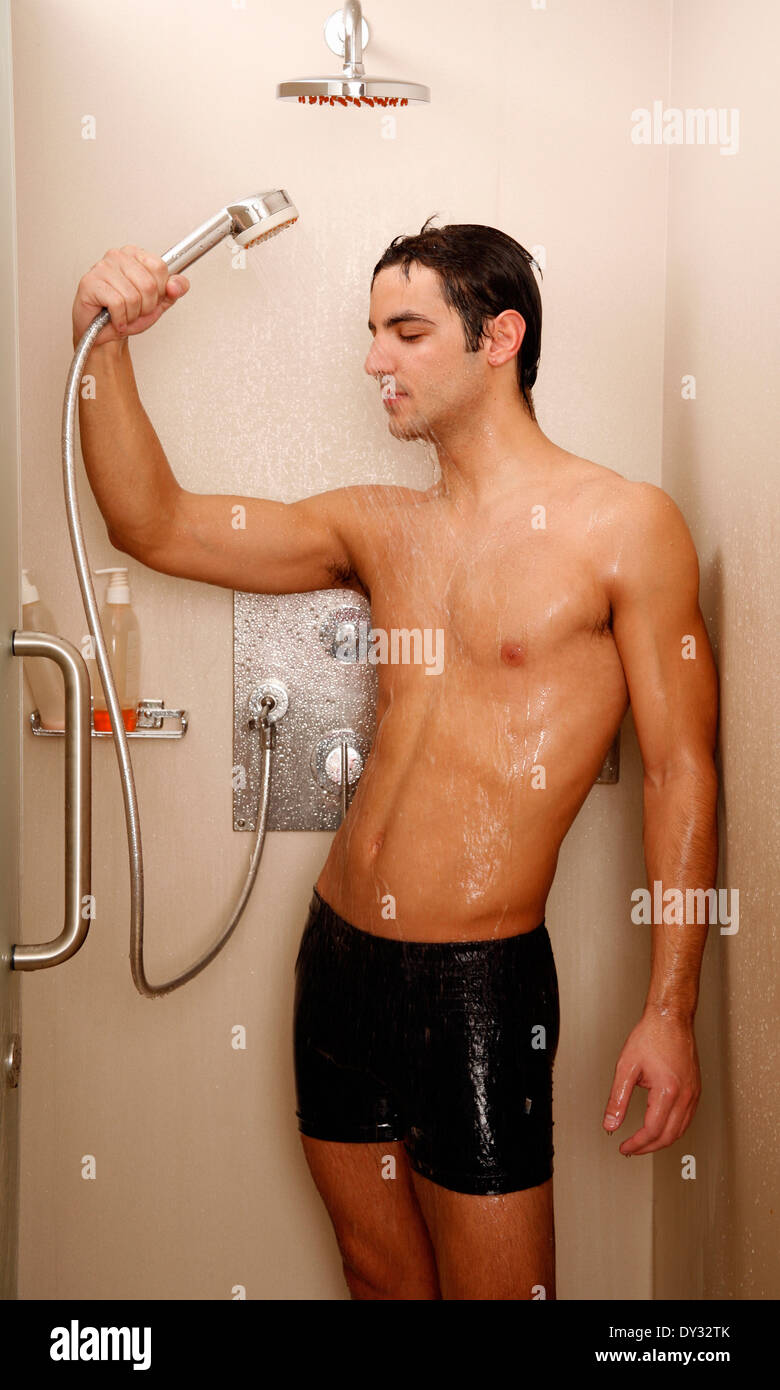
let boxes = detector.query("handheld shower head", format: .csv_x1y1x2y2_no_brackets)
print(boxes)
229,193,300,249
160,189,299,275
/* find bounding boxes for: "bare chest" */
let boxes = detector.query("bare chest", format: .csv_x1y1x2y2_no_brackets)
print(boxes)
363,513,614,680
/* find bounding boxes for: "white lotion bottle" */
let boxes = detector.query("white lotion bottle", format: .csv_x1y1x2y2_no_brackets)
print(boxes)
91,567,141,732
21,569,66,730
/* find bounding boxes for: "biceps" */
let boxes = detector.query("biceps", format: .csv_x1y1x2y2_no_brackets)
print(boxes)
143,489,354,594
613,600,719,780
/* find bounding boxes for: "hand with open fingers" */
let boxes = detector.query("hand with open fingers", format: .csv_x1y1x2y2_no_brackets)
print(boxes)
602,1009,701,1157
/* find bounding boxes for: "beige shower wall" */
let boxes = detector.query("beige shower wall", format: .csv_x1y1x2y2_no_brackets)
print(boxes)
653,0,779,1299
13,0,672,1299
0,0,22,1304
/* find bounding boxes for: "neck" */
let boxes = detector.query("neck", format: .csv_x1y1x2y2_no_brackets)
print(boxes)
431,397,555,509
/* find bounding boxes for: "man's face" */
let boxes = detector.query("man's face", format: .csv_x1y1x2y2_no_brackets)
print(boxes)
364,263,487,443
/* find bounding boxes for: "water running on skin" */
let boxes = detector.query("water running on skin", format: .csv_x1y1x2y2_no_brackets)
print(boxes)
313,467,631,943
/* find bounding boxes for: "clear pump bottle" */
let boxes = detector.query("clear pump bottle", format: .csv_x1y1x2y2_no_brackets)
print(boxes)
91,567,141,732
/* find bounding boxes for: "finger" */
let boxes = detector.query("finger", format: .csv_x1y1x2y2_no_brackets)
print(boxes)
93,260,146,329
164,272,190,298
623,1094,692,1157
603,1061,641,1132
87,276,132,336
132,246,190,302
677,1091,700,1140
120,245,177,299
619,1085,680,1156
103,249,162,322
86,278,168,342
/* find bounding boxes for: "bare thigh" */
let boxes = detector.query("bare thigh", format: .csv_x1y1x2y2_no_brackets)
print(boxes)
408,1169,556,1300
299,1134,442,1299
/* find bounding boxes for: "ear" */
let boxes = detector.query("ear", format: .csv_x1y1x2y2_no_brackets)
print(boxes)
483,309,526,367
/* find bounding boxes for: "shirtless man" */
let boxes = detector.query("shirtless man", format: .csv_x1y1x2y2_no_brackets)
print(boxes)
72,219,719,1301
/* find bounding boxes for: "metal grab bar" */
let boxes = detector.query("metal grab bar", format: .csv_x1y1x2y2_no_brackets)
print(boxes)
10,629,92,970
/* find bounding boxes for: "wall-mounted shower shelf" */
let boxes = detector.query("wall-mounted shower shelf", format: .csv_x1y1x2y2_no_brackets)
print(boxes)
29,698,188,739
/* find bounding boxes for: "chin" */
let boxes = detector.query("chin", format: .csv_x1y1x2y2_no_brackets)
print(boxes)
389,411,432,443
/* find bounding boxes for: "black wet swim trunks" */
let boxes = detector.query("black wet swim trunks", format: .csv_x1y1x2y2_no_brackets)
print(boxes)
293,886,560,1196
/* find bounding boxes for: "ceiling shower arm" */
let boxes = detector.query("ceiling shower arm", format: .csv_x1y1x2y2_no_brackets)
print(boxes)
342,0,366,77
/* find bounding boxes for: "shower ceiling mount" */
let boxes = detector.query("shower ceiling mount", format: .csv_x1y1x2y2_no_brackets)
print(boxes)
323,7,369,59
277,0,430,107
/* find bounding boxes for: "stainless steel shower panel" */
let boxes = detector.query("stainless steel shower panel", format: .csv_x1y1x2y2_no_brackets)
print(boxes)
233,590,376,831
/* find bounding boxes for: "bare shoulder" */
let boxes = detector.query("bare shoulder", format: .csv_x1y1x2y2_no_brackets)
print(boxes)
301,480,429,520
562,452,691,540
614,478,697,567
591,473,699,593
293,481,426,597
555,453,700,594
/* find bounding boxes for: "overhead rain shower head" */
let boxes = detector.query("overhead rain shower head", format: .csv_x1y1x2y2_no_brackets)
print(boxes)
277,2,430,108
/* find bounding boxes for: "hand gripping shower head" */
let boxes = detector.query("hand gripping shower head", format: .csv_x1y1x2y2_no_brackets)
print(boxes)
62,189,298,998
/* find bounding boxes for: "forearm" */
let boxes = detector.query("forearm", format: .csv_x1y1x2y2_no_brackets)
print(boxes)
640,766,719,1022
74,335,181,553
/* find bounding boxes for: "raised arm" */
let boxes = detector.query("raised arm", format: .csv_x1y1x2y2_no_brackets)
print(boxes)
80,340,369,596
602,482,719,1156
72,245,369,597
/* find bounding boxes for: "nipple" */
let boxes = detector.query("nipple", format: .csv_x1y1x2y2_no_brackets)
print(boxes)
500,639,526,666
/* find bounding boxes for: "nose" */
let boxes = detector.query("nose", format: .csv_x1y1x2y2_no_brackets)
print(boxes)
363,337,394,380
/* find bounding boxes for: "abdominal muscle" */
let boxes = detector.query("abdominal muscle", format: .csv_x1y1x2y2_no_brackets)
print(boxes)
315,652,628,942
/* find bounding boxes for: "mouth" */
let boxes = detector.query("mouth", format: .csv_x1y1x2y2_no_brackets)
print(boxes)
379,374,408,405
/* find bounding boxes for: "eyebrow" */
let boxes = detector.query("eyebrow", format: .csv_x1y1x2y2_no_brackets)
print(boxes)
367,312,437,333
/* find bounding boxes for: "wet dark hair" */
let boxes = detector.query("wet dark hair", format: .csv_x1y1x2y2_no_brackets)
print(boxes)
371,216,543,419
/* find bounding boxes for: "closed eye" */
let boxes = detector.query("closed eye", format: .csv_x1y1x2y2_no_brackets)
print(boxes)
400,334,421,341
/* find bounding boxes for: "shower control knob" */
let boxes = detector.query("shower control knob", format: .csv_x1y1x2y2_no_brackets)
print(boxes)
312,730,363,791
318,605,368,662
324,742,362,786
248,679,289,725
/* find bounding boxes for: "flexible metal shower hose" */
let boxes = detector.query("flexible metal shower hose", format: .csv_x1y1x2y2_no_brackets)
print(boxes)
65,305,274,997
